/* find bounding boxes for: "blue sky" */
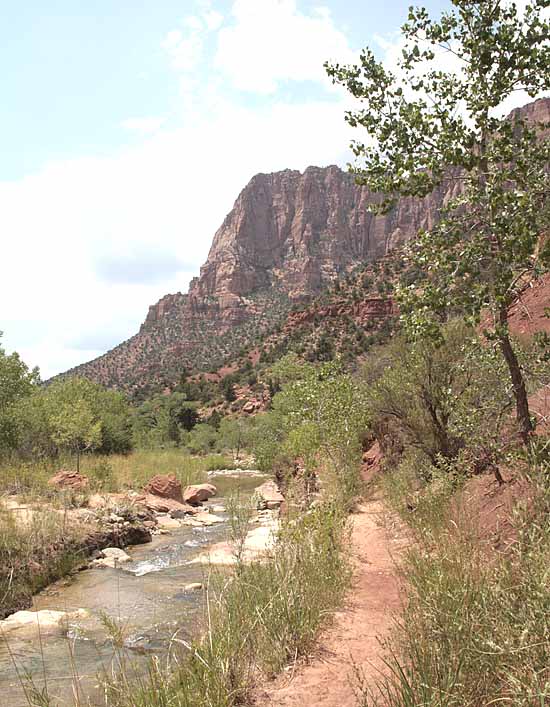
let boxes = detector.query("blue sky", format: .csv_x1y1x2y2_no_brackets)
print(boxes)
1,0,449,181
0,0,533,377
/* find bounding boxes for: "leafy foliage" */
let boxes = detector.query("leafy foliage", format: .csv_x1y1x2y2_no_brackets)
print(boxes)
365,321,513,472
0,332,39,454
17,377,133,463
256,355,369,501
327,0,550,441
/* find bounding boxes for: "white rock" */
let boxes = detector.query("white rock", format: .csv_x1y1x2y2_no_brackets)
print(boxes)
92,547,131,568
156,515,181,530
182,583,203,592
193,512,224,526
0,609,87,635
190,519,279,565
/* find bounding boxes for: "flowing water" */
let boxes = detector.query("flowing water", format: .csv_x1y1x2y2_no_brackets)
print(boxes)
0,471,266,707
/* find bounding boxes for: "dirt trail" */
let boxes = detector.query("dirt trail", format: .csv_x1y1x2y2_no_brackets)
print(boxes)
254,497,405,707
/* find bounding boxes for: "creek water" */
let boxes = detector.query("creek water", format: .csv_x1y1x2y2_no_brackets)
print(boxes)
0,471,266,707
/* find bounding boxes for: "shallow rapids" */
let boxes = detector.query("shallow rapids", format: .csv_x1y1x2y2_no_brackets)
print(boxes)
0,471,265,707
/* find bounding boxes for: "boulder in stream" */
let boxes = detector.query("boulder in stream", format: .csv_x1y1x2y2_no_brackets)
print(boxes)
182,583,203,592
141,493,196,515
143,473,184,503
156,514,181,530
184,511,224,526
92,547,131,568
183,483,217,505
255,480,284,509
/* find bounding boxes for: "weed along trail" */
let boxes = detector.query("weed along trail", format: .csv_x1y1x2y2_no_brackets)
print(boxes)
254,495,405,707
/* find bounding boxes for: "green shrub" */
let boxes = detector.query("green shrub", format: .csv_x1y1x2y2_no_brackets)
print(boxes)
202,454,237,471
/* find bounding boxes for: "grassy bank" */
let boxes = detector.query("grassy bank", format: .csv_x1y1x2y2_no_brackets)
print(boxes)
0,448,236,497
98,498,350,707
360,461,550,706
0,505,88,619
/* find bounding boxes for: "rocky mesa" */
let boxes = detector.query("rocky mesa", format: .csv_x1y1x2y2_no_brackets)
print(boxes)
63,98,550,395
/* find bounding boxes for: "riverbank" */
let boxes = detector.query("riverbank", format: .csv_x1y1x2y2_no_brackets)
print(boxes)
0,468,275,706
0,460,266,620
0,494,153,619
0,449,258,618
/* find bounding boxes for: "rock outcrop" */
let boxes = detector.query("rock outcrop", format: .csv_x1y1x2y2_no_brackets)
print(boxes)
48,470,89,490
143,474,184,503
62,166,441,393
183,483,217,505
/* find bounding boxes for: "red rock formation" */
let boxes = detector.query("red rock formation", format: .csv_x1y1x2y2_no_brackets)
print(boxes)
62,98,550,394
143,474,184,503
183,483,217,505
189,165,453,303
48,470,89,490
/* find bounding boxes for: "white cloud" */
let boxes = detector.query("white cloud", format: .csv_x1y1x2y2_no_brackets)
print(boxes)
1,94,353,379
162,28,204,72
121,116,165,134
162,4,225,74
204,10,223,31
215,0,355,94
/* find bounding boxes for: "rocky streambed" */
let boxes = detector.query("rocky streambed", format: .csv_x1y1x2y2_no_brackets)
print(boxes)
0,470,279,707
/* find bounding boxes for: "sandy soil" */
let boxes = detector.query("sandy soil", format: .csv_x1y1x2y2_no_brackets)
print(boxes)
254,497,406,707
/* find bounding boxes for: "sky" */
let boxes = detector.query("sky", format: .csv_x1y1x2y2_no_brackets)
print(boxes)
0,0,542,378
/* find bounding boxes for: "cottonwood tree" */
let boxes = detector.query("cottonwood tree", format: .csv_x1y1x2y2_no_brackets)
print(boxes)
326,0,550,443
46,379,102,471
0,332,39,453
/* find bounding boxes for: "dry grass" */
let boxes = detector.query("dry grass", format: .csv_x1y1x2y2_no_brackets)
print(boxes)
0,449,236,498
362,460,550,706
0,504,88,619
100,499,351,707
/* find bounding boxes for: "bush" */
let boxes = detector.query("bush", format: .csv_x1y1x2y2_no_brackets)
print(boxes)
186,423,218,454
365,321,512,469
202,454,237,471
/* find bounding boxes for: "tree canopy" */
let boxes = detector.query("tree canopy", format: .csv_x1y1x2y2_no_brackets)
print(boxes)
326,0,550,442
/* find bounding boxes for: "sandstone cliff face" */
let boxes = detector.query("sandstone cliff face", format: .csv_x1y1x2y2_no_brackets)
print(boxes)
188,165,449,305
68,165,447,393
65,98,550,394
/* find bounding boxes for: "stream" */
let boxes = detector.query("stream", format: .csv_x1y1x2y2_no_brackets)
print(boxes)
0,471,266,707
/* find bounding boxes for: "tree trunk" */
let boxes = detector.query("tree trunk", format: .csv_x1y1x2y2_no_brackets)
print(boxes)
498,307,533,445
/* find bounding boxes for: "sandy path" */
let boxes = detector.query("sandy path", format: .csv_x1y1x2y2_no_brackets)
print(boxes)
254,497,405,707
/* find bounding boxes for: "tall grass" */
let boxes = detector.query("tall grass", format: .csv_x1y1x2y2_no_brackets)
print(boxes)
101,499,350,707
362,461,550,706
0,449,236,497
0,505,87,619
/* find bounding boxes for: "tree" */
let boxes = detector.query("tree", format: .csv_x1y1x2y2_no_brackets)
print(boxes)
218,416,252,460
96,388,133,454
221,375,237,403
46,379,102,471
0,333,39,453
186,423,218,454
167,393,200,432
326,1,550,443
365,321,513,475
264,355,370,499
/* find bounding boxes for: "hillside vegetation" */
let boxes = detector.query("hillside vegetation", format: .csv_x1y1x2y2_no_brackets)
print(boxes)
0,1,549,706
